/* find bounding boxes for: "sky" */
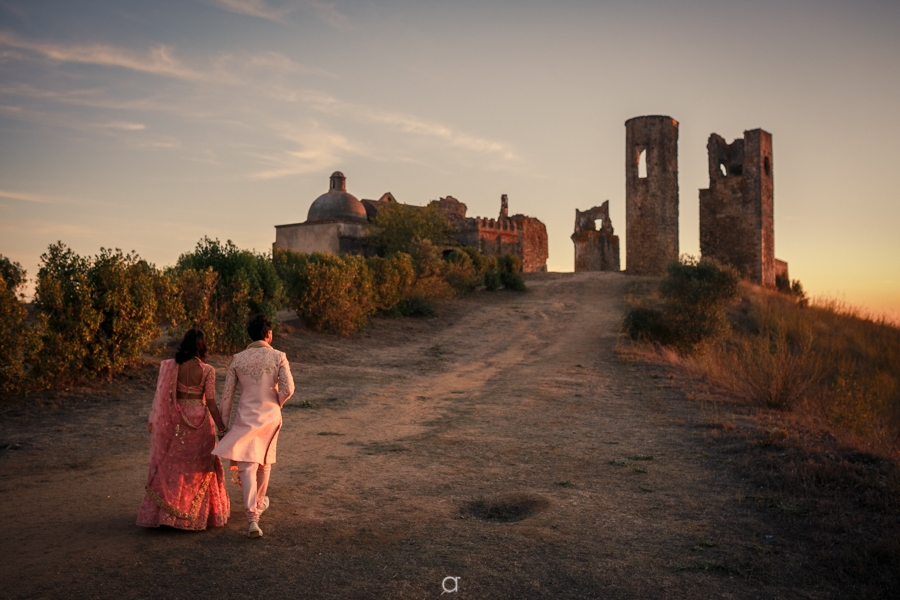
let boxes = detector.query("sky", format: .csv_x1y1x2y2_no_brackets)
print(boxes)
1,0,898,320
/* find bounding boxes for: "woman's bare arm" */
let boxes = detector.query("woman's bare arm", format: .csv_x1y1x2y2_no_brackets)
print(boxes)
202,364,227,434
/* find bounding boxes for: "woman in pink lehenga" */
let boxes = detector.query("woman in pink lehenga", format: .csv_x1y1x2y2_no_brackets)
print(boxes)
137,328,230,530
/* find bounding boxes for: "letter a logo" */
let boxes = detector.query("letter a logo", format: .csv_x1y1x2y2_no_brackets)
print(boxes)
442,576,459,594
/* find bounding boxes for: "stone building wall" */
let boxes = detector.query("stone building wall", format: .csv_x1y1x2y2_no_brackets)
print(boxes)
274,221,371,255
571,201,620,272
625,115,680,275
451,215,548,273
699,129,776,287
512,215,548,273
432,195,548,273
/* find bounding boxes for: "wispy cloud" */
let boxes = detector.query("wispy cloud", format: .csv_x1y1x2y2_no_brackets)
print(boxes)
304,1,352,32
250,126,359,179
293,90,519,160
212,50,334,80
0,35,328,92
205,0,351,30
95,121,146,131
205,0,294,22
0,31,196,78
0,190,55,204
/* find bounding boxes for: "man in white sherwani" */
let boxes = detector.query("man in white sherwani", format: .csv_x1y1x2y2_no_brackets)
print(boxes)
213,314,295,538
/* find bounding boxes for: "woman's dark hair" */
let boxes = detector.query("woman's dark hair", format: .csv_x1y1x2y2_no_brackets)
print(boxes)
175,328,208,364
247,314,272,342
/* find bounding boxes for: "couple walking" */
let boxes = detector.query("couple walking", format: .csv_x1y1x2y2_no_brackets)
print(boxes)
136,314,295,538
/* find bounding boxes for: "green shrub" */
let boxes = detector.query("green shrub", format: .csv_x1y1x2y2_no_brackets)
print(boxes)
659,257,740,351
442,250,482,294
0,256,38,394
458,247,495,286
484,268,503,292
31,243,162,385
372,202,456,256
498,254,526,292
85,248,161,376
276,251,375,335
622,305,672,344
174,238,283,351
402,240,454,315
272,247,310,302
167,266,219,338
368,253,415,313
623,256,740,352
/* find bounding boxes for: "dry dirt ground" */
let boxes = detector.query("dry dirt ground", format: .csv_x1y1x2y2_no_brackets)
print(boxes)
0,272,879,599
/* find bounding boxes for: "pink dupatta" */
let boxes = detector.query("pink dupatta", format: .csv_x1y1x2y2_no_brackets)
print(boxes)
137,359,229,529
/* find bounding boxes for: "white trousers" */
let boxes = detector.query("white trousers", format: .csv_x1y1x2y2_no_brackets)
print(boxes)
237,461,272,523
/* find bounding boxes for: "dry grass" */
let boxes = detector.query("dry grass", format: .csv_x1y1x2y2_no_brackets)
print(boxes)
698,286,900,458
624,281,900,596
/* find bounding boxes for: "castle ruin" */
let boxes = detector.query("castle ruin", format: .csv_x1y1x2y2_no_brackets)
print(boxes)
625,116,680,275
275,173,548,272
571,201,620,272
699,129,782,288
446,194,548,273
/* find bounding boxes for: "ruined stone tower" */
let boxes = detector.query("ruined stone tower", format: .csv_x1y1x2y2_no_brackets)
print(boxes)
699,129,775,287
625,116,679,275
571,201,620,272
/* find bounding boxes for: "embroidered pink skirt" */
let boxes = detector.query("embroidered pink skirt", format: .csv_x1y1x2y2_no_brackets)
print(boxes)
137,405,229,530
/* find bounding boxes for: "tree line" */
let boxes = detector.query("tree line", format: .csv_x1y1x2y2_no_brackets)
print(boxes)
0,203,525,395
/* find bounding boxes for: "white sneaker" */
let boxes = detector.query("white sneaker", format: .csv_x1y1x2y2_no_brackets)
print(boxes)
257,496,270,517
248,522,263,538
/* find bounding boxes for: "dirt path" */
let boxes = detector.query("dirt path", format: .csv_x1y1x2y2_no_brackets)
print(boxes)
0,272,830,599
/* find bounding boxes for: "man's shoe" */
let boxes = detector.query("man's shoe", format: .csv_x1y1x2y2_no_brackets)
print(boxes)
248,522,263,538
257,496,270,517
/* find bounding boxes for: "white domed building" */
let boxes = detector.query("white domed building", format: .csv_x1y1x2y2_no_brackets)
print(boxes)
274,171,374,255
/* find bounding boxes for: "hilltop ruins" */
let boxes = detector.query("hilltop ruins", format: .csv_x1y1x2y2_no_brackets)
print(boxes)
274,172,548,272
573,115,788,286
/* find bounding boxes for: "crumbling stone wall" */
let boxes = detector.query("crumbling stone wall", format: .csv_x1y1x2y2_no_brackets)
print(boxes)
625,116,680,275
571,201,620,272
430,195,468,229
699,128,777,287
436,195,548,272
511,214,548,273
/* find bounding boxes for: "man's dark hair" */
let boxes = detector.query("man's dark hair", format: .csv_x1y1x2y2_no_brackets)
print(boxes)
247,314,272,342
175,327,208,363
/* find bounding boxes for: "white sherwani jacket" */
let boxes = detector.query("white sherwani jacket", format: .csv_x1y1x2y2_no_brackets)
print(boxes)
212,341,295,465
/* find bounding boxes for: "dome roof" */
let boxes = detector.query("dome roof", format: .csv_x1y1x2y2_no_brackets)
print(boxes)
306,172,368,223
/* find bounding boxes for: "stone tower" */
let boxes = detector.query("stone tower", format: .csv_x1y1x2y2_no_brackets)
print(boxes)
571,201,620,272
699,129,775,287
625,116,679,275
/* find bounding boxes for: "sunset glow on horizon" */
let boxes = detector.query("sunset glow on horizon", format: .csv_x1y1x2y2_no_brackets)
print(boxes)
1,0,898,321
